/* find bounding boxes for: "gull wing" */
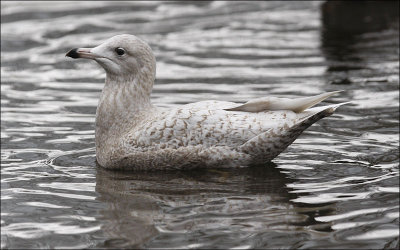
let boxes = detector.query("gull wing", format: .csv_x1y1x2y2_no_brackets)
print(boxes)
225,91,342,113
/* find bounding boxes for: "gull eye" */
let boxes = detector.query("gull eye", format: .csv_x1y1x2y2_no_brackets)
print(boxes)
115,47,125,56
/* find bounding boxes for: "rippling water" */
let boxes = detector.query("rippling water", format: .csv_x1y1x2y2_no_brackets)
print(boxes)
1,1,399,248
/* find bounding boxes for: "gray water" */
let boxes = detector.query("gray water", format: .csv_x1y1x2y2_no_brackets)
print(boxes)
1,1,399,249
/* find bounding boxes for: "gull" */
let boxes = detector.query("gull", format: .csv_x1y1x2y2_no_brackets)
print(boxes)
66,34,346,170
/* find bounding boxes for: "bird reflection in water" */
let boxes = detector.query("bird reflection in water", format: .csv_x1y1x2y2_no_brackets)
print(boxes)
94,163,336,248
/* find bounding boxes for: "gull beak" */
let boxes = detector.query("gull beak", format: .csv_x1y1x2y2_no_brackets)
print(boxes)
66,47,98,59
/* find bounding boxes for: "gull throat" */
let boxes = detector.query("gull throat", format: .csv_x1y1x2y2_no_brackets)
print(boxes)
95,65,154,157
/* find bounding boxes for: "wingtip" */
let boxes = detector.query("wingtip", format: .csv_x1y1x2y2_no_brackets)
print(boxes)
292,90,345,113
328,101,351,112
325,90,344,97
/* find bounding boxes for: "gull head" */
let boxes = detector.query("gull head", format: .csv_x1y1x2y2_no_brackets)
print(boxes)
66,34,156,81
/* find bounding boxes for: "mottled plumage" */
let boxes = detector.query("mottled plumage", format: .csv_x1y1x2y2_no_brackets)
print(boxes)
66,34,345,170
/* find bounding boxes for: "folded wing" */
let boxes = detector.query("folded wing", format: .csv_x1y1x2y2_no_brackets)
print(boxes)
225,91,342,113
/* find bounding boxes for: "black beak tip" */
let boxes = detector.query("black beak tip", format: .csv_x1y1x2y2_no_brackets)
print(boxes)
66,48,80,58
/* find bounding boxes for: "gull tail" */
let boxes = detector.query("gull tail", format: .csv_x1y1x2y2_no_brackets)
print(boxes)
240,101,349,163
225,91,343,113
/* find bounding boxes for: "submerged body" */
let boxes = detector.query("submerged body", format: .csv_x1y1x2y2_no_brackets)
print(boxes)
66,34,345,170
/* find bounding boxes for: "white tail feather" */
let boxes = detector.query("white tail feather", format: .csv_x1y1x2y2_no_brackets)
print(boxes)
225,91,343,113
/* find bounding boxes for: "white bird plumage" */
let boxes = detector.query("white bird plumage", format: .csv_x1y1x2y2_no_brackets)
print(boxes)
66,34,346,170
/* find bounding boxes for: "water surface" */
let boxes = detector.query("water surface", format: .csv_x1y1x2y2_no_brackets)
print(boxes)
1,1,399,248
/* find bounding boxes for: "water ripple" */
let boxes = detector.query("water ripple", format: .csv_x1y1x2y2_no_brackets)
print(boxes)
1,1,399,249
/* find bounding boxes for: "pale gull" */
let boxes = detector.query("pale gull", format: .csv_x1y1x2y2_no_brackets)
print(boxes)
66,34,346,170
